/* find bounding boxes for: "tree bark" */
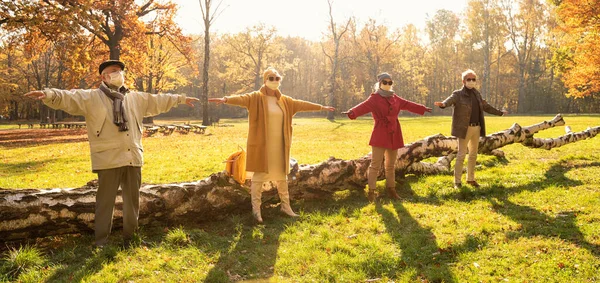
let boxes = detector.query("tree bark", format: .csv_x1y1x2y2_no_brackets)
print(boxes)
1,114,598,242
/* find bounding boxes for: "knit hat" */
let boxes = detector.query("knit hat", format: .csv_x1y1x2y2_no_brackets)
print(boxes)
263,67,282,82
377,72,392,82
99,60,125,75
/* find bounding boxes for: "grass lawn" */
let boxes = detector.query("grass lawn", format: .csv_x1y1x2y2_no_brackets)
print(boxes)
1,115,600,282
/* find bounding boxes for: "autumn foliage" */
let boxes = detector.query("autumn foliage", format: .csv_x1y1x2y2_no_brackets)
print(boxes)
0,0,598,121
552,0,600,98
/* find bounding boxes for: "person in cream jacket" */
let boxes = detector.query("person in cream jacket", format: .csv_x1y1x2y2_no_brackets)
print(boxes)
24,60,199,247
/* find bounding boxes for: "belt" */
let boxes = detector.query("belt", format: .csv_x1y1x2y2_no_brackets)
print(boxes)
469,123,480,126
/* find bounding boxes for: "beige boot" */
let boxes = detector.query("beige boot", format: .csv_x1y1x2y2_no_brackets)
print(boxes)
277,181,299,217
250,182,263,223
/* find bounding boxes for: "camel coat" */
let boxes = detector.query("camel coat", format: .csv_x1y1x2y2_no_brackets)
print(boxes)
225,86,323,174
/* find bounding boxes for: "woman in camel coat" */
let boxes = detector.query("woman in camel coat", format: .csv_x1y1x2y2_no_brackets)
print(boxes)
209,67,334,223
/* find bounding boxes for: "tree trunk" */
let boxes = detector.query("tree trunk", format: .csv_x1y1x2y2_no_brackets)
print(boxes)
1,115,599,242
202,19,211,126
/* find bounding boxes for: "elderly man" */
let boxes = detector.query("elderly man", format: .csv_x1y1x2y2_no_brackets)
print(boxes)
434,69,507,189
24,60,199,247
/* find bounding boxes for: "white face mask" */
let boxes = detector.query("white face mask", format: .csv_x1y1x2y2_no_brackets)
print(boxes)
380,84,392,91
465,81,476,89
266,81,280,90
107,71,124,88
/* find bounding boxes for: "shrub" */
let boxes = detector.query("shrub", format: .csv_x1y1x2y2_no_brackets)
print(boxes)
164,227,191,247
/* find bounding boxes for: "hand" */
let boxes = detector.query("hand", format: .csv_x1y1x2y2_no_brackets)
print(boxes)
501,110,509,115
322,106,335,112
24,91,46,100
341,111,350,115
425,107,432,113
208,97,226,105
434,101,444,107
185,97,200,107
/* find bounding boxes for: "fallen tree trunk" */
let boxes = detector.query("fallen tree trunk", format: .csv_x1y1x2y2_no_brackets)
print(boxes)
1,114,598,241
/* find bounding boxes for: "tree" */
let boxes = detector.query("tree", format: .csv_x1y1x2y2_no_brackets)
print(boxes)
222,24,283,91
321,0,352,120
0,0,178,60
550,0,600,98
3,115,600,241
464,0,507,100
199,0,226,125
425,10,461,108
502,0,548,113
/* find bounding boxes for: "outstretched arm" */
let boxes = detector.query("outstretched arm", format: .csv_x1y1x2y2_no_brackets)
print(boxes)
143,93,198,117
399,98,432,115
291,98,334,114
482,100,507,116
435,92,458,109
24,89,88,116
345,97,373,119
210,93,253,109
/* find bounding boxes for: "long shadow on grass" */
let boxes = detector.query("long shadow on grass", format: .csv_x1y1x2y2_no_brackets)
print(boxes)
0,159,60,177
376,184,486,283
43,237,119,282
490,197,600,257
436,160,596,203
0,128,88,148
202,210,287,282
408,160,600,259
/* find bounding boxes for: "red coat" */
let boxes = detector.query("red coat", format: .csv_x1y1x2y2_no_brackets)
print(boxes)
348,93,428,150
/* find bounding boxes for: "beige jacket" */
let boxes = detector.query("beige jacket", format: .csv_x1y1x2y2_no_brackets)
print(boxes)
225,86,323,174
42,86,186,171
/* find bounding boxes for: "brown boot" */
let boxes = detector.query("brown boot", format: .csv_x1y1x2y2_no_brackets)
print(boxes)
367,189,376,202
386,187,400,200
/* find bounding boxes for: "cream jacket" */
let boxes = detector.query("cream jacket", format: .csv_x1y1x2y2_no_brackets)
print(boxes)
42,87,186,171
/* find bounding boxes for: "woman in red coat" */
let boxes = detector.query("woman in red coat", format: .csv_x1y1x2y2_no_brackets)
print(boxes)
344,72,432,201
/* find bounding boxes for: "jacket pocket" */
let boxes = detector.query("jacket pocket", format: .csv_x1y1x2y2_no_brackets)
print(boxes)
88,116,108,137
87,108,108,137
90,142,121,153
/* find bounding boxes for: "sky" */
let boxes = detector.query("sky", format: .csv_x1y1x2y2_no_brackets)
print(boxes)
171,0,469,41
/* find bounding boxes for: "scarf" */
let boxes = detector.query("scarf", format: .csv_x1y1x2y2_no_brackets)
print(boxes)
99,82,129,132
376,88,394,98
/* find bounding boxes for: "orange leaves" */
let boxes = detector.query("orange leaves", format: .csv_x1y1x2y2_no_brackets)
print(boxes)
553,0,600,98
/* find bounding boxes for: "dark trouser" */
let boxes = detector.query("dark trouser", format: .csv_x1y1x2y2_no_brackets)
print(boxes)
95,166,141,246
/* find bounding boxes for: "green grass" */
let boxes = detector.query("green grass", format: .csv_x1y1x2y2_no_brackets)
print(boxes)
0,245,47,281
4,115,596,189
1,115,600,282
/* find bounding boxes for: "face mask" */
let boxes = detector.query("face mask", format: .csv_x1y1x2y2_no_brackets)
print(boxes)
465,81,476,89
107,72,124,88
266,81,280,90
380,84,392,91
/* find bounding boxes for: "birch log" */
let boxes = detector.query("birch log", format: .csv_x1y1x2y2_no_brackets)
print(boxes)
1,114,598,241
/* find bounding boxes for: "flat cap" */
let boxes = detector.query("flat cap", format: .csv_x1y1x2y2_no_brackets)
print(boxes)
99,60,125,74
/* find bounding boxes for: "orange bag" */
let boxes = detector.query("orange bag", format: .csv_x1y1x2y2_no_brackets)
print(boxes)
225,147,247,184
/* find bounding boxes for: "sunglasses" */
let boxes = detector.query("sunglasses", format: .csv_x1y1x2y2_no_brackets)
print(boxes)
465,78,477,82
381,80,393,85
268,76,281,82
